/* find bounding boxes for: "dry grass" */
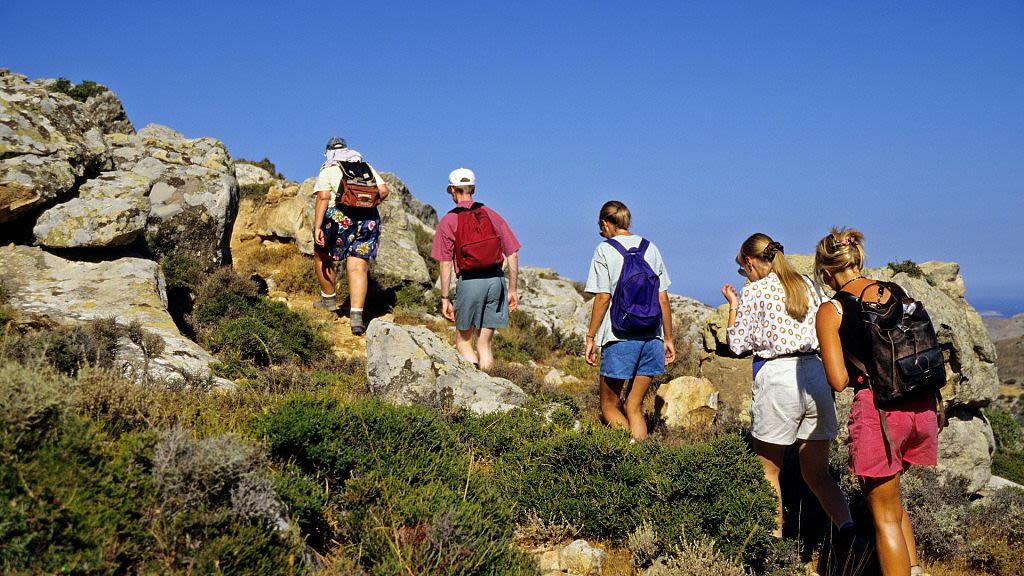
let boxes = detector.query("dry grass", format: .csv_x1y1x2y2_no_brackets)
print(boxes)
233,238,319,296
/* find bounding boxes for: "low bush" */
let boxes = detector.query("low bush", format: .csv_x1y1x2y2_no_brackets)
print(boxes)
253,397,539,574
644,535,748,576
493,310,582,364
240,182,273,199
193,268,330,376
52,77,108,101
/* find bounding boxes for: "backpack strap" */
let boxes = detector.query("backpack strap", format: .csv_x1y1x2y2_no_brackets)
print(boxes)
448,201,484,215
604,237,648,257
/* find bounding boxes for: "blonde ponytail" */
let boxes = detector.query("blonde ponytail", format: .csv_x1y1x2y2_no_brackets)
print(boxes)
738,233,810,321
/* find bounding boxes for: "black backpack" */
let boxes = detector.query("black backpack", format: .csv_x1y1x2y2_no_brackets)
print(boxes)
835,281,946,406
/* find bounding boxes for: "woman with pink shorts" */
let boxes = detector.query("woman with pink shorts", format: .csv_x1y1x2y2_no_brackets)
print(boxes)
815,227,938,576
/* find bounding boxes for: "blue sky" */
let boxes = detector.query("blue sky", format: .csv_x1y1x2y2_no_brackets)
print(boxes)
4,1,1022,313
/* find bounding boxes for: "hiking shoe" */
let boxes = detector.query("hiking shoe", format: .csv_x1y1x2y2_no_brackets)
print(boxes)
350,312,365,336
313,295,337,312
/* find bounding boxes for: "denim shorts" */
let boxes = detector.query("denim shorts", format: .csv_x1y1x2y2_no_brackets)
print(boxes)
599,338,665,379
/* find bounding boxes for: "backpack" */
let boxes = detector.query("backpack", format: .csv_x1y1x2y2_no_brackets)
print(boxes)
835,281,946,406
333,160,381,208
606,238,662,335
449,202,504,273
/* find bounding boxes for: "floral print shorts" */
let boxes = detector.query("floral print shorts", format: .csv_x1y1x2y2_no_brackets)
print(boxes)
322,206,381,261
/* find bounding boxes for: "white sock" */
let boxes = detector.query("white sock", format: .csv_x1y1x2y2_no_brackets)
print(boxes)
350,308,363,314
321,291,336,298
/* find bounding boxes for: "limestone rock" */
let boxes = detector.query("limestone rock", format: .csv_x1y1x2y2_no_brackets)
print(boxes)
518,267,592,338
655,376,719,428
558,539,606,576
364,320,526,413
105,124,239,268
236,175,431,287
380,172,438,228
83,88,134,135
0,244,228,386
0,69,112,223
33,170,153,248
937,407,994,494
234,162,275,187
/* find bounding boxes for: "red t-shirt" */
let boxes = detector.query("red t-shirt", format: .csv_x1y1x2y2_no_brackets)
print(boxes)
430,200,521,262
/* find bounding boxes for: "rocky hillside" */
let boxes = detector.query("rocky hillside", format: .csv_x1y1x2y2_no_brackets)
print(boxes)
3,67,1013,495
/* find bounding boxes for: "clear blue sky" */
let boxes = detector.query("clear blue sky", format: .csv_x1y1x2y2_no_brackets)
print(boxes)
4,1,1022,313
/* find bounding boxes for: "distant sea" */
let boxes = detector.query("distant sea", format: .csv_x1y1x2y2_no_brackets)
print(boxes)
970,295,1024,318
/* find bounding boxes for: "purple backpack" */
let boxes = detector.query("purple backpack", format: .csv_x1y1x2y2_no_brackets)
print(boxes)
606,238,662,335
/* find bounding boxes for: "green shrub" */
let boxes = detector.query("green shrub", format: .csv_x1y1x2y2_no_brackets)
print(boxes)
901,466,972,560
493,310,580,364
645,535,749,576
492,427,775,560
967,487,1024,575
254,397,538,574
987,407,1023,452
0,359,71,451
993,451,1024,485
193,269,330,374
52,77,108,101
240,182,273,199
161,253,208,293
887,259,935,285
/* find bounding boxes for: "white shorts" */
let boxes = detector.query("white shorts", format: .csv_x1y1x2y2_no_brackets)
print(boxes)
750,355,838,445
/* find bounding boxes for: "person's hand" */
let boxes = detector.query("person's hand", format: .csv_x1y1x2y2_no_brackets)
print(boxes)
584,337,597,366
508,290,518,312
441,298,455,322
664,339,676,365
721,284,739,308
315,228,325,247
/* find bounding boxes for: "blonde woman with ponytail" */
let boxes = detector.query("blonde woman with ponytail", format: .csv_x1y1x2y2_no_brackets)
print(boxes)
815,227,937,576
721,233,854,541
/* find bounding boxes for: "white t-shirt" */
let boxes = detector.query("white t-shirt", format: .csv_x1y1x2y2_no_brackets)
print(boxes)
584,234,671,347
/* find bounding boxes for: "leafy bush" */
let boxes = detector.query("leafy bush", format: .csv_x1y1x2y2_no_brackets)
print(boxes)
52,77,108,101
888,259,935,285
254,397,539,574
494,310,581,364
193,268,331,376
987,407,1023,452
240,182,273,199
0,360,71,451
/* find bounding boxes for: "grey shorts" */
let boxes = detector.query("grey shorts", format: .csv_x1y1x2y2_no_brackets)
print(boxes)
454,275,508,331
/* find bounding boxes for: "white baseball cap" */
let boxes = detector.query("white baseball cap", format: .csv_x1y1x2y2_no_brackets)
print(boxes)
448,167,476,187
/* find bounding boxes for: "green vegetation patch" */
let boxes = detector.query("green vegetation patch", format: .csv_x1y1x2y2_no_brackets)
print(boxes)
52,78,108,101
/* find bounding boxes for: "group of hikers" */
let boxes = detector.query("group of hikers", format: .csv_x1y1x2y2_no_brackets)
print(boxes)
309,137,942,576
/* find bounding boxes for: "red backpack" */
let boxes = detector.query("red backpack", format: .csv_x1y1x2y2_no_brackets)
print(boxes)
449,202,503,273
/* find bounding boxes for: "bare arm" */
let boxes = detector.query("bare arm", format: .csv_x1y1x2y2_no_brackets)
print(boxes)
659,291,676,364
314,189,331,245
505,252,519,312
439,260,455,322
584,293,611,366
816,303,850,392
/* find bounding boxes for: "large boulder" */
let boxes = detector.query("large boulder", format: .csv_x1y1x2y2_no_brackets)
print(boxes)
233,162,276,187
937,407,995,493
655,376,720,428
365,320,526,413
0,244,228,386
33,170,153,248
0,69,112,224
379,172,437,229
105,124,239,268
517,267,592,338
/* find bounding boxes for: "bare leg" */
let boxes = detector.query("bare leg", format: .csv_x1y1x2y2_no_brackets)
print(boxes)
455,328,479,367
798,440,853,528
623,375,652,440
862,474,911,576
600,377,630,431
476,327,495,371
752,438,788,538
346,257,369,309
313,251,335,294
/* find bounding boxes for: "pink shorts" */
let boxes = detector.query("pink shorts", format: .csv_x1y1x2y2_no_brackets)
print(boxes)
847,387,938,478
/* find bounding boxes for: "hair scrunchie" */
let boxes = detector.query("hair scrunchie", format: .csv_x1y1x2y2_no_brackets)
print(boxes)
761,241,784,261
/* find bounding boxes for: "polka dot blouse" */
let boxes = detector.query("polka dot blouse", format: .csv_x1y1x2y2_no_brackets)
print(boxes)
726,272,822,359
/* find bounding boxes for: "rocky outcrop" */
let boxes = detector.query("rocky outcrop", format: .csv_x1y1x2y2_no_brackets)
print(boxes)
379,172,437,229
517,268,592,338
234,173,431,287
364,320,526,413
938,407,995,493
106,124,239,267
700,257,1001,492
33,170,153,248
0,69,112,224
234,163,275,187
0,244,228,386
82,88,134,135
